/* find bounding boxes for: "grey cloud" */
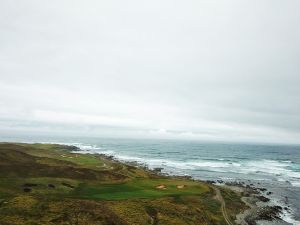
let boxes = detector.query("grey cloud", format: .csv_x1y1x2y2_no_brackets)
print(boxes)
0,0,300,143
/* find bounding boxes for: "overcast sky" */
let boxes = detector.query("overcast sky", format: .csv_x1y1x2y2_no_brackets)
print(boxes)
0,0,300,144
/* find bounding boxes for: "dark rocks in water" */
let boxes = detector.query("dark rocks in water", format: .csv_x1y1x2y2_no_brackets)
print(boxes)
257,195,270,202
23,187,32,192
63,145,80,151
267,191,272,195
153,167,163,173
206,180,216,184
258,206,282,220
99,154,114,160
244,184,259,193
48,184,55,188
224,181,246,187
246,205,282,224
23,183,38,187
258,188,267,192
245,219,256,225
217,180,224,183
61,182,75,189
284,196,289,203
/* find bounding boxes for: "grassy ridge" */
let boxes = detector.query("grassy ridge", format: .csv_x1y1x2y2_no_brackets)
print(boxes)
0,143,245,225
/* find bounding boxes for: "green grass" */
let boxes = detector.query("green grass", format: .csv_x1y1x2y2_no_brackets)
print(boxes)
0,177,79,198
72,178,209,200
0,143,246,225
57,154,106,167
18,143,108,168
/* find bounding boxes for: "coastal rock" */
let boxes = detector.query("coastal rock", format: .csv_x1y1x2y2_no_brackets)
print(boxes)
258,206,282,220
63,145,80,151
257,195,270,202
206,180,216,184
225,181,244,187
153,167,163,173
245,206,282,225
258,188,267,192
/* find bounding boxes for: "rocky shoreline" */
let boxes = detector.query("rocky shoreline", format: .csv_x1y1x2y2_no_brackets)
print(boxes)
92,152,284,225
220,181,283,225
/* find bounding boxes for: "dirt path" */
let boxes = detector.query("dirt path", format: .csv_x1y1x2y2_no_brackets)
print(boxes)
213,187,234,225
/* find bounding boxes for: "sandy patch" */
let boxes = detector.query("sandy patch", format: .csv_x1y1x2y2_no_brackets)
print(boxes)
176,185,186,189
156,185,166,190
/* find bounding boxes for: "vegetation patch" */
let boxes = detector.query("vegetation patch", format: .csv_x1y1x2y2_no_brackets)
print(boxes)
0,143,245,225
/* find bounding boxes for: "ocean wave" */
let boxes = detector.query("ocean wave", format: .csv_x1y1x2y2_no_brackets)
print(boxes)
71,143,101,151
290,181,300,187
117,156,300,187
270,197,300,225
68,142,300,188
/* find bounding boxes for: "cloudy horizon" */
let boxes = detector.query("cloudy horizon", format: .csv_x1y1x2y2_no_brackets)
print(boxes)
1,0,300,144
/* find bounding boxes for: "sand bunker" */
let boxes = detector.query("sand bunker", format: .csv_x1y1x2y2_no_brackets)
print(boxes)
176,185,186,189
156,184,166,190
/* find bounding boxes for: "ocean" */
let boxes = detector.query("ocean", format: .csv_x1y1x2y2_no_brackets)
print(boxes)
1,136,300,224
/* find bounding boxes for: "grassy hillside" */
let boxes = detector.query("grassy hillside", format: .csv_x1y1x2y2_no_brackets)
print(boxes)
0,143,246,225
